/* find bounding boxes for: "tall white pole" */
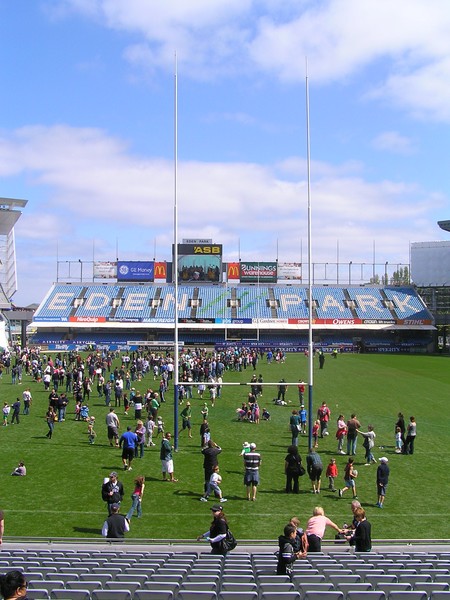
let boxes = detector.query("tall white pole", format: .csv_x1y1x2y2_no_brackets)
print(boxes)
306,64,314,450
173,53,180,449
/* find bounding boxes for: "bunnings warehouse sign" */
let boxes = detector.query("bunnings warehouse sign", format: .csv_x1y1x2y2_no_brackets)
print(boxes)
240,262,277,283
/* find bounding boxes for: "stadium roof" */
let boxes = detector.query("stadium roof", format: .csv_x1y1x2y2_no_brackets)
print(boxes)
438,220,450,232
0,284,11,310
0,197,27,235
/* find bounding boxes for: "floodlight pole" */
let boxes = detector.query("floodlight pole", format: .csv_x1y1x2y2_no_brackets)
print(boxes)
306,64,314,451
173,54,180,450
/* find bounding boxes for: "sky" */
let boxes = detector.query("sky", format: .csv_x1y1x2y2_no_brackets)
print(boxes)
1,0,450,306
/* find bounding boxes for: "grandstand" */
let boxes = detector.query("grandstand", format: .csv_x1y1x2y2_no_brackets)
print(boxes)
30,283,434,352
2,541,450,599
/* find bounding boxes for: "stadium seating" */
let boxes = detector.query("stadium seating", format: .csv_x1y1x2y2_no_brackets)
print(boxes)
3,547,450,600
32,284,433,326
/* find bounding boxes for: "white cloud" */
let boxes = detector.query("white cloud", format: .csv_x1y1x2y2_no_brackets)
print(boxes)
2,123,444,304
369,57,450,122
50,0,450,121
372,131,416,155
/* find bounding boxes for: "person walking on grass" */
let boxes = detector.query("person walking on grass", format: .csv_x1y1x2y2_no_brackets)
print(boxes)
376,456,390,508
119,426,138,471
160,432,177,482
336,414,347,454
339,457,358,499
202,439,222,495
126,475,145,520
358,424,377,465
346,413,361,456
45,406,56,438
101,472,124,515
306,447,323,494
200,465,227,503
243,442,261,501
404,416,417,455
106,407,120,447
180,401,193,438
326,458,338,492
22,388,32,415
285,445,304,494
10,398,21,425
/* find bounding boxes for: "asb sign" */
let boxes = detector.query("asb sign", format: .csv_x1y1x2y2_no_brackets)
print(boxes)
117,261,154,282
176,244,223,283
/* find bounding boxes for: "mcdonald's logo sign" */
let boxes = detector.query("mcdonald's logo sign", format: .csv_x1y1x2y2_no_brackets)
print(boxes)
154,262,167,281
227,262,240,281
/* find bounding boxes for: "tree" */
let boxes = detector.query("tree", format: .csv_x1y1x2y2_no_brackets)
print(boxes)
390,266,410,286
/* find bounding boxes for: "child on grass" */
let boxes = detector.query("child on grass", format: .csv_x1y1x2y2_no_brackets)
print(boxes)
326,458,338,492
155,416,164,438
146,416,155,447
87,416,96,444
339,458,358,499
336,414,347,454
395,426,403,453
2,403,10,426
299,405,307,434
312,419,320,448
200,465,227,503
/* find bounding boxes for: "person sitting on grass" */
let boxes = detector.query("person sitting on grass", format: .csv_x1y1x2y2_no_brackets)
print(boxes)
11,461,26,476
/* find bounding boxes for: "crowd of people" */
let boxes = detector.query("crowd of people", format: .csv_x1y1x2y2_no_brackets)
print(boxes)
0,344,415,553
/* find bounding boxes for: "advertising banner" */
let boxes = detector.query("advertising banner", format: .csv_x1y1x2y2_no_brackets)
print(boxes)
117,261,154,282
227,262,240,283
175,243,222,283
94,261,117,279
154,262,167,283
240,262,277,283
278,262,302,281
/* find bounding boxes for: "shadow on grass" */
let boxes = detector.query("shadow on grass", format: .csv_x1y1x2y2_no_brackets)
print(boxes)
73,527,102,535
258,488,313,495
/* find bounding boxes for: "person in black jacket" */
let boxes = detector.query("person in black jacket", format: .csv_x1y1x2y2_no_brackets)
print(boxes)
285,445,303,494
277,523,302,576
376,456,390,508
101,503,130,540
101,471,124,515
346,507,371,552
197,504,229,555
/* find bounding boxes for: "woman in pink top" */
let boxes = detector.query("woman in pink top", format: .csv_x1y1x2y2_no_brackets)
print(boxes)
306,506,342,552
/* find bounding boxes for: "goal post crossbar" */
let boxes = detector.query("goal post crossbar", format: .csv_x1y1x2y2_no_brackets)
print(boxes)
173,381,308,386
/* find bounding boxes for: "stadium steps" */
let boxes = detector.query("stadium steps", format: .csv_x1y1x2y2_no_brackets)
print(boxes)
230,287,237,319
343,288,359,319
267,287,277,318
190,288,199,318
109,286,126,319
149,288,163,319
69,287,89,318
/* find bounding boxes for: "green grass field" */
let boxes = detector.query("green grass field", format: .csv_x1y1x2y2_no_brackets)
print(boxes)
1,351,449,543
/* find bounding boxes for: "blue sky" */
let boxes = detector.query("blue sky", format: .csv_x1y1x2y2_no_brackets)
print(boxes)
1,0,450,305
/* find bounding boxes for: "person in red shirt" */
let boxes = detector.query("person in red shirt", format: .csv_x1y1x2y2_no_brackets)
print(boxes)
317,402,331,437
326,458,338,492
